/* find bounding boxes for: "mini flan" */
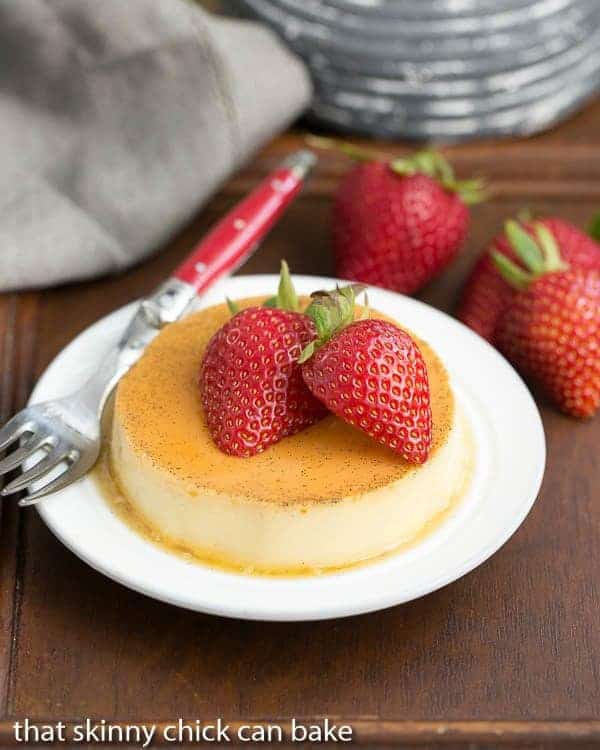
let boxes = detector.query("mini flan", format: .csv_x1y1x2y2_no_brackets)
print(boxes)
106,297,473,574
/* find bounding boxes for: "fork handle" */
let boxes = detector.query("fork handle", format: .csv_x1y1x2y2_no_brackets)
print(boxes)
78,150,317,417
172,149,316,293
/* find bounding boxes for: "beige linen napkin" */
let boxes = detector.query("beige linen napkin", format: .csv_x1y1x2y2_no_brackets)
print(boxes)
0,0,312,291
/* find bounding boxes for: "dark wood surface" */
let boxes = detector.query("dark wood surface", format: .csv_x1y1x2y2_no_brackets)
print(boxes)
1,98,600,749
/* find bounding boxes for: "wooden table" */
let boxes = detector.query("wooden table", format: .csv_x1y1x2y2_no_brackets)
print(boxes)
1,99,600,750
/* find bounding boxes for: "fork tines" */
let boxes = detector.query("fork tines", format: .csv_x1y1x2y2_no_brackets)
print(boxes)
0,413,78,504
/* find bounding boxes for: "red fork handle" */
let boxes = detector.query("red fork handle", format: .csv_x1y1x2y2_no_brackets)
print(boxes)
173,150,316,294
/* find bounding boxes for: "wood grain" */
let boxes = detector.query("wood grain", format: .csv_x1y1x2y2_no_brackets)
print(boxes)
0,295,39,715
1,98,600,747
233,98,600,199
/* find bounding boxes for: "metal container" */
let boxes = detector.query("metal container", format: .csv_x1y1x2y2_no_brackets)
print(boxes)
237,0,600,140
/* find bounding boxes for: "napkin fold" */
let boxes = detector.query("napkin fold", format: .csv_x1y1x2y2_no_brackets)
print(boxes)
0,0,312,291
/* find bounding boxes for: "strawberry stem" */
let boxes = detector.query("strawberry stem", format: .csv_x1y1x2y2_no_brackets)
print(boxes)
517,207,534,223
305,134,389,163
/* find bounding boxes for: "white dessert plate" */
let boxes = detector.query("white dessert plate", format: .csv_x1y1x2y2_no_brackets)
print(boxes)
30,275,545,621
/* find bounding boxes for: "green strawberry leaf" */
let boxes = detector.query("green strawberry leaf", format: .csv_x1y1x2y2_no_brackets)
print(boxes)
391,150,487,204
505,220,545,274
226,297,240,315
276,260,299,312
491,250,534,290
533,223,568,272
498,218,569,289
357,292,371,320
307,303,333,339
262,260,300,311
588,212,600,242
301,283,366,361
298,340,316,364
450,177,488,205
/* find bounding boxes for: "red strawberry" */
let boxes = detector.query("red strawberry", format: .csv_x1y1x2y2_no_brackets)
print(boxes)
492,236,600,418
300,287,432,463
200,306,325,456
459,217,600,343
200,263,326,456
314,139,485,294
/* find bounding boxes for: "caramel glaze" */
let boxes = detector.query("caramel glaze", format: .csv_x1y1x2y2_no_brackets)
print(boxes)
111,297,454,506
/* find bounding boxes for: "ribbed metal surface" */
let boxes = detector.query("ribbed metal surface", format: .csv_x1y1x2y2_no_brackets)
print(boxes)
237,0,600,140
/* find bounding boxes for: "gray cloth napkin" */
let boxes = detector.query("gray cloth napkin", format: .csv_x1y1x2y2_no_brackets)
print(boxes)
0,0,312,292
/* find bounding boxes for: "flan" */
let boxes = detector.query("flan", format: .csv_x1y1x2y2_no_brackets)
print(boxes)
106,297,473,574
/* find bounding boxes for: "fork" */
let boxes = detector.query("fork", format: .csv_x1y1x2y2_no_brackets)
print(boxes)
0,150,316,506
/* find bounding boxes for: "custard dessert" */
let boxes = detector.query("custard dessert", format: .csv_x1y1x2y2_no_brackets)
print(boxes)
105,297,473,574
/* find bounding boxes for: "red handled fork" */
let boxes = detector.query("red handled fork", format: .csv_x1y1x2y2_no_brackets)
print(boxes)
0,150,316,505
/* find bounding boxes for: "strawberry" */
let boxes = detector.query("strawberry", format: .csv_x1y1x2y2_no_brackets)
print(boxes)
309,138,485,294
458,217,600,343
491,232,600,418
200,263,326,456
300,287,432,463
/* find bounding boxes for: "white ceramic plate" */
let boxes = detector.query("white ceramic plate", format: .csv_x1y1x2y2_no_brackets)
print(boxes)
31,275,545,621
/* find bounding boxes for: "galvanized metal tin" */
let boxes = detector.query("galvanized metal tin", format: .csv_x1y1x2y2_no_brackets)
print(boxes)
238,0,600,140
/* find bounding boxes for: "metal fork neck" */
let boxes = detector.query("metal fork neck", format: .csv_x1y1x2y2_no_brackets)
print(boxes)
119,278,197,347
78,278,197,418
